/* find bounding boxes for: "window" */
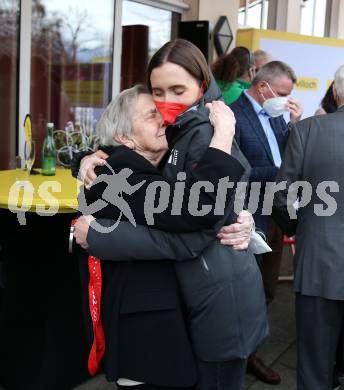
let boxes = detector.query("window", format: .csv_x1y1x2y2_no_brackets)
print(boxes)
0,0,20,169
3,0,183,165
300,0,327,37
30,0,115,164
238,0,269,29
120,0,180,90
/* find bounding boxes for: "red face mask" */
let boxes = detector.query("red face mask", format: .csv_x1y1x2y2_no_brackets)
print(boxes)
154,100,189,126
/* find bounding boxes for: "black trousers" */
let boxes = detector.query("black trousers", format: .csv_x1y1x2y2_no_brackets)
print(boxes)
196,359,246,390
259,220,284,304
296,294,344,390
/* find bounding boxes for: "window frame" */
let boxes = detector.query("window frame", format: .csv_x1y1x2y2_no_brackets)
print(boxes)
300,0,331,37
18,0,32,162
238,0,269,29
113,0,186,96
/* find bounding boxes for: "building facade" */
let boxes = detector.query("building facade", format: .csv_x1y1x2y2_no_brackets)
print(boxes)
0,0,343,169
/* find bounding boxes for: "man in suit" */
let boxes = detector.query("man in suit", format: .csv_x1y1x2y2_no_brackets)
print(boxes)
273,64,344,390
230,61,303,384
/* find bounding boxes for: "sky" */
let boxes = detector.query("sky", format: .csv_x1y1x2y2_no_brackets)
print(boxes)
42,0,114,36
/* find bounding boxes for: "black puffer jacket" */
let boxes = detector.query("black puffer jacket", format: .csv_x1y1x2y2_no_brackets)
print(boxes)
163,76,251,223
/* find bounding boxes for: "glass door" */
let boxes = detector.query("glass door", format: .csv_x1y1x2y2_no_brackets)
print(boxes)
30,0,115,166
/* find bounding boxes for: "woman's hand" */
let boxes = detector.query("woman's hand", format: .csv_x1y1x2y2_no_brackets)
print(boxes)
217,210,253,250
73,215,95,249
206,101,236,154
79,150,108,189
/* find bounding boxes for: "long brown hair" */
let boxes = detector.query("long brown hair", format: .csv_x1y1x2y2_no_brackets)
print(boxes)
147,39,211,91
212,46,254,83
321,82,337,113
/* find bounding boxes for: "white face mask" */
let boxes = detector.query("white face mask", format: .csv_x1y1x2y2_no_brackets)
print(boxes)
263,96,289,117
261,82,289,117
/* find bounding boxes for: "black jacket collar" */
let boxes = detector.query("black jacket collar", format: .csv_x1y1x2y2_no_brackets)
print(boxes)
98,144,163,173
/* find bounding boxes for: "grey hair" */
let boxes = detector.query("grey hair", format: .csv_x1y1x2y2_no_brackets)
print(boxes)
253,49,272,63
252,60,297,86
334,64,344,101
96,84,150,146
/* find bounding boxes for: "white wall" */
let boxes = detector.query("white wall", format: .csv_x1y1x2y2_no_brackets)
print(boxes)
182,0,199,21
198,0,239,49
274,0,302,33
183,0,240,55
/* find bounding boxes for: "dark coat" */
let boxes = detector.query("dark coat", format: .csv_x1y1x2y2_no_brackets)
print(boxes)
273,105,344,300
230,92,289,232
79,143,243,386
88,79,268,362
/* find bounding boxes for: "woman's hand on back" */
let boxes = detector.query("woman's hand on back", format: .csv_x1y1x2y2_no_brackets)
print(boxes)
74,215,95,249
206,101,236,154
217,210,253,250
79,150,108,189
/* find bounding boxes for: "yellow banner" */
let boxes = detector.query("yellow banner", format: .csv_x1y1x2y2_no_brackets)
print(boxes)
62,80,105,107
295,77,319,91
91,56,111,63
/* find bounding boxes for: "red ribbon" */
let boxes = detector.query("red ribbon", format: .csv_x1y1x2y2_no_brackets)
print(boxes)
71,219,105,375
87,255,105,375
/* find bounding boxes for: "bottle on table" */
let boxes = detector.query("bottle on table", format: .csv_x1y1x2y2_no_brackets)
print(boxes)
41,122,56,176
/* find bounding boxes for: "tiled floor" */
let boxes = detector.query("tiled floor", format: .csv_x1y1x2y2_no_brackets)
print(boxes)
245,283,296,390
243,245,297,389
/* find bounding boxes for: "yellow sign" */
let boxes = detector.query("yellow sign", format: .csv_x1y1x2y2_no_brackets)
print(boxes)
327,79,333,88
236,28,344,51
295,77,319,91
62,80,105,107
91,56,111,63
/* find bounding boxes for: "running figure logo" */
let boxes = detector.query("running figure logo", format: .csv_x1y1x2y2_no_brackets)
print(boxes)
78,162,146,233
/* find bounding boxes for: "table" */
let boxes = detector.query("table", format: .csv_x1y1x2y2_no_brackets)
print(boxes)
0,169,89,390
0,168,80,213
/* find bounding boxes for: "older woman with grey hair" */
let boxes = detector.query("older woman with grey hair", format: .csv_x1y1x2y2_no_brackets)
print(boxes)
75,84,247,390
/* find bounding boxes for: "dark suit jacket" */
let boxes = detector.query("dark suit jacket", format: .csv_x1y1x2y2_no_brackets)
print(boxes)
230,92,289,232
273,106,344,300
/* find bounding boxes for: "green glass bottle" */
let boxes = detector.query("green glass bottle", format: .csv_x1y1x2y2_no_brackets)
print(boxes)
41,122,56,176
